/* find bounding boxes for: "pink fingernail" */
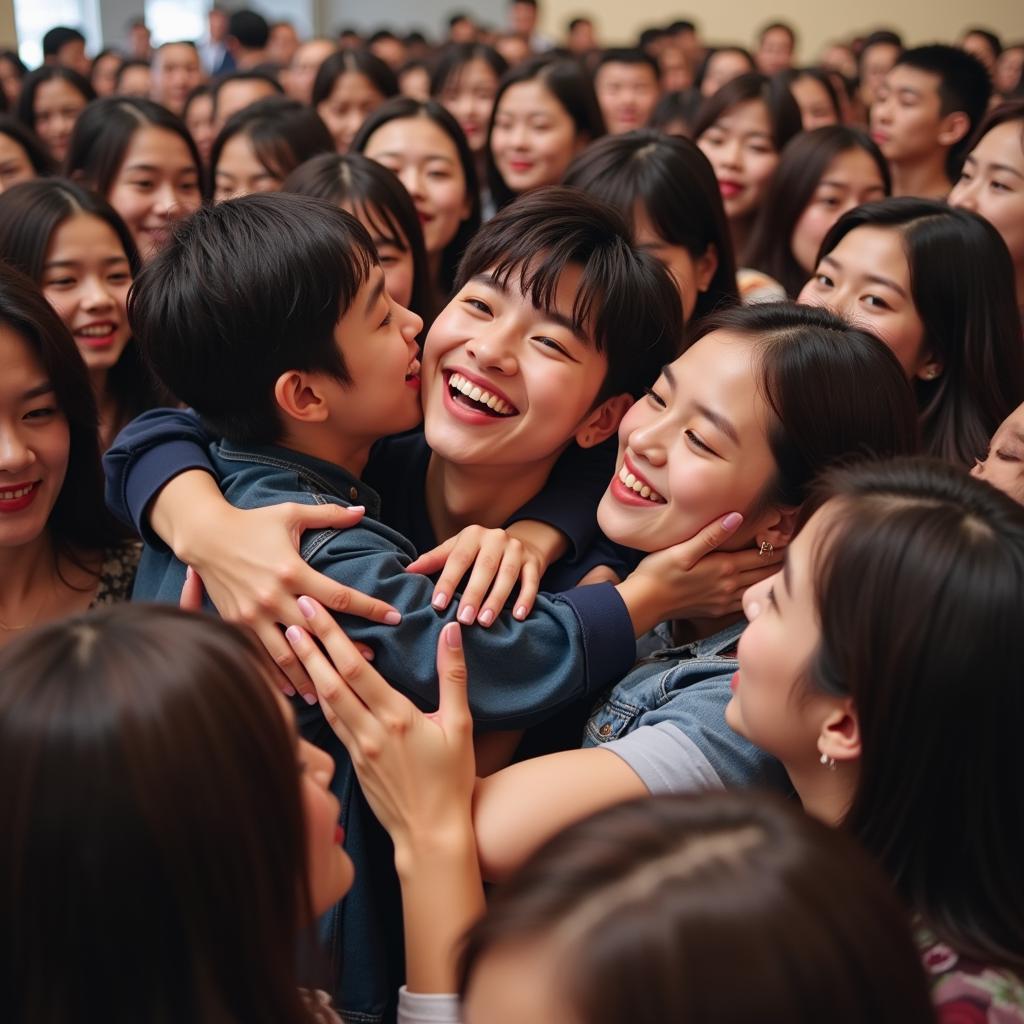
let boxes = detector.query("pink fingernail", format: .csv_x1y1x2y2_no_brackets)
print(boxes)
384,610,402,625
432,591,448,610
285,625,304,644
721,512,743,531
302,692,318,706
297,596,316,619
445,622,462,649
458,605,476,625
348,505,365,513
282,683,296,697
478,608,494,626
514,605,527,620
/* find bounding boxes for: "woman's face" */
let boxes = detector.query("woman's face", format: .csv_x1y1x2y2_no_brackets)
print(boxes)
798,226,934,380
596,329,780,554
972,400,1024,506
0,133,37,193
437,57,500,154
33,78,88,162
789,148,888,276
91,53,122,97
949,121,1024,282
697,99,779,223
790,75,838,131
214,132,281,201
0,56,23,107
41,213,133,377
184,93,215,166
343,201,416,310
726,501,836,770
0,326,70,551
106,126,203,262
317,71,387,152
491,79,584,196
700,51,753,97
363,116,471,262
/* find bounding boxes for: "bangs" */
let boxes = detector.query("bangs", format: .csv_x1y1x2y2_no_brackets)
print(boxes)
353,199,410,252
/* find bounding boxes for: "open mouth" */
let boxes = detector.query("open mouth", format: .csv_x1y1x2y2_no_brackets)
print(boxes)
445,371,518,417
617,463,666,503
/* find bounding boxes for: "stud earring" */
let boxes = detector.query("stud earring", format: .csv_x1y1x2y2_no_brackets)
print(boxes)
819,752,836,771
924,367,939,380
758,540,774,558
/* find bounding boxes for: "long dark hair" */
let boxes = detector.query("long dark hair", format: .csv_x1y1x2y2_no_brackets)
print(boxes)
64,96,202,198
691,71,802,152
776,67,843,124
807,457,1024,971
0,114,57,176
311,49,399,109
283,151,436,327
461,793,936,1024
487,55,606,209
0,605,329,1023
563,130,739,322
14,66,95,137
746,126,891,297
0,179,168,434
352,96,480,298
816,198,1024,467
429,42,508,97
0,262,118,556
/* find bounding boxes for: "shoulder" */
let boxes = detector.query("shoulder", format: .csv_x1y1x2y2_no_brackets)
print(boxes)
92,540,142,606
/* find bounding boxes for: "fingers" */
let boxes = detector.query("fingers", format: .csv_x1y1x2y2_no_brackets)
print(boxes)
680,512,744,571
436,622,472,728
426,530,488,614
404,536,457,577
179,565,205,611
302,568,402,626
479,553,539,625
289,501,366,534
256,621,310,701
457,534,522,626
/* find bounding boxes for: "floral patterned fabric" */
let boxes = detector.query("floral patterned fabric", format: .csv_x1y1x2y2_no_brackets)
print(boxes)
919,927,1024,1023
90,540,142,607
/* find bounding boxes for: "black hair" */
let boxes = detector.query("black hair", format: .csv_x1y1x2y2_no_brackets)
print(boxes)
667,20,697,35
564,130,738,322
455,185,683,402
210,96,334,190
0,48,27,80
0,115,57,176
352,96,481,297
637,27,666,52
42,27,85,58
817,198,1024,468
694,47,755,94
692,71,802,152
15,67,95,136
210,70,284,119
487,55,606,208
962,27,1002,60
449,13,472,29
0,178,168,436
568,17,592,33
859,29,903,60
228,10,270,51
777,67,842,124
895,44,992,168
283,152,436,326
129,193,377,444
746,126,890,297
648,88,702,134
429,43,508,97
113,59,151,92
759,22,796,46
311,50,400,108
64,96,202,199
368,30,399,46
593,48,660,79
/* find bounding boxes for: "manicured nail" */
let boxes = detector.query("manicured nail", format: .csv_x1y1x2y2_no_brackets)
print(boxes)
458,605,476,625
432,591,449,610
445,622,462,649
297,596,316,619
384,610,402,625
361,647,375,661
347,505,365,513
514,605,527,620
285,625,304,644
478,608,494,627
302,691,318,706
282,683,296,697
721,512,743,531
185,565,194,580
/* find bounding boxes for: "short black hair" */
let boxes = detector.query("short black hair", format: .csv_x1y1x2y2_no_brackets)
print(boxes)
759,22,796,46
15,66,95,134
449,13,472,29
962,27,1001,59
568,18,592,32
859,30,903,68
593,48,660,78
455,185,682,401
114,59,151,90
42,27,85,57
211,70,284,118
666,20,696,35
368,30,399,46
229,10,270,51
130,194,377,445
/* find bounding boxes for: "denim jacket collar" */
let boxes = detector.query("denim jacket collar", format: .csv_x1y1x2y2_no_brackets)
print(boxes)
645,618,746,662
214,439,383,519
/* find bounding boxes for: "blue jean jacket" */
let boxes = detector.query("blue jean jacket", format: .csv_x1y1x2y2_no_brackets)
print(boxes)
128,438,636,1022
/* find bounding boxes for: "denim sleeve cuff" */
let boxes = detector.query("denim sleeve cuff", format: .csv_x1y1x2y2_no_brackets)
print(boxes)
603,722,726,795
557,581,636,694
123,442,216,548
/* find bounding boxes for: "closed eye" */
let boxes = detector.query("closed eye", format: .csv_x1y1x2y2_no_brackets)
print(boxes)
863,294,890,310
464,297,492,315
533,336,571,358
685,429,720,457
645,386,667,408
814,272,834,287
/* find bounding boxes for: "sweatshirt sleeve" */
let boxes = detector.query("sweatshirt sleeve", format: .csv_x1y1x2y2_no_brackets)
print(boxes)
103,408,215,545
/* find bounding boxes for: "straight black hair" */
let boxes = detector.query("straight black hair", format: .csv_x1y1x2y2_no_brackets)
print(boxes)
563,130,739,322
816,198,1024,468
692,71,802,152
746,126,890,297
429,43,508,97
311,50,399,108
210,69,284,119
64,96,202,199
487,55,606,209
455,185,682,402
129,193,376,444
41,26,85,57
808,456,1024,972
648,88,701,135
0,115,57,175
15,66,95,137
777,67,842,123
283,151,436,326
593,47,660,78
693,47,755,94
352,96,480,297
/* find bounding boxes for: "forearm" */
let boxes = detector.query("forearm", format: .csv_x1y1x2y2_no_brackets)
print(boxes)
148,469,230,561
614,573,670,637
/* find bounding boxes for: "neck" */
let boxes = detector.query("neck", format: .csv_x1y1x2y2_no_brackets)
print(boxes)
0,530,58,607
278,425,374,482
424,450,563,541
428,248,443,292
788,754,857,826
91,368,116,447
729,214,754,263
889,155,951,199
672,609,746,645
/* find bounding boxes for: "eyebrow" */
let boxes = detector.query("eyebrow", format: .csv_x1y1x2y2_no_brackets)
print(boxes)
986,161,1024,182
363,275,386,316
44,256,130,268
661,364,740,444
21,382,54,401
820,256,907,298
468,273,589,344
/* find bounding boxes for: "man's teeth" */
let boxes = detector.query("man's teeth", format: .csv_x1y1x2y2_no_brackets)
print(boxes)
0,484,34,500
448,372,515,415
618,465,664,503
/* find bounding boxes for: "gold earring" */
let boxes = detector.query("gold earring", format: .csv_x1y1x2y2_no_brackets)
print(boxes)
819,752,837,771
924,367,939,380
758,540,774,558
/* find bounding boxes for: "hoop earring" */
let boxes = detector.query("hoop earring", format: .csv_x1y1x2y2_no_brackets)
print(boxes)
758,540,774,558
819,752,836,771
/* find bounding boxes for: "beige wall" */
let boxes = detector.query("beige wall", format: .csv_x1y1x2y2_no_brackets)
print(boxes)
0,0,16,50
542,0,1024,63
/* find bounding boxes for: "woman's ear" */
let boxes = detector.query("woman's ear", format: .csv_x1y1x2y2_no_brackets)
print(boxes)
696,243,718,294
575,392,632,448
274,370,330,424
753,506,799,552
817,698,861,765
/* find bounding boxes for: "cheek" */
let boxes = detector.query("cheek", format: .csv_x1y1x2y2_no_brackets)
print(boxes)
747,154,779,192
42,289,76,324
384,261,414,309
791,208,829,271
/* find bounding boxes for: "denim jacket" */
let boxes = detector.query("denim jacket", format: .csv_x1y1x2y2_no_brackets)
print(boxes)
128,438,637,1023
584,621,791,796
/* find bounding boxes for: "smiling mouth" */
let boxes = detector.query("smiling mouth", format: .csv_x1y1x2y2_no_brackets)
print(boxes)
446,371,518,416
617,464,666,503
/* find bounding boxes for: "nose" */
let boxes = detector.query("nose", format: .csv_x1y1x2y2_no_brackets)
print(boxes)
152,182,179,219
970,457,985,480
82,273,116,311
626,417,668,469
951,177,979,212
509,122,530,149
718,138,742,170
399,302,424,347
742,572,774,621
465,322,519,375
399,166,423,200
0,423,34,475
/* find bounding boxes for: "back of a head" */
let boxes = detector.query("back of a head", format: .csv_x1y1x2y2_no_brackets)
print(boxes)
229,9,270,51
806,456,1024,970
130,192,377,445
0,605,312,1023
455,185,682,401
461,793,936,1024
42,26,85,58
818,196,1024,467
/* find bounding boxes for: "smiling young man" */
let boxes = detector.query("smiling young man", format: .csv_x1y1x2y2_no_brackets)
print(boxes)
870,44,991,200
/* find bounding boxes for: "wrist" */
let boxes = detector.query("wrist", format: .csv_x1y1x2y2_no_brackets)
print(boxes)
615,573,667,637
393,814,477,881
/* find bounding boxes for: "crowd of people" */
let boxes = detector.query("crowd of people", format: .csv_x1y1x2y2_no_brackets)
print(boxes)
0,4,1023,1023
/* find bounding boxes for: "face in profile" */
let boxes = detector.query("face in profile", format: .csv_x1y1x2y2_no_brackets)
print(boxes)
972,401,1024,506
